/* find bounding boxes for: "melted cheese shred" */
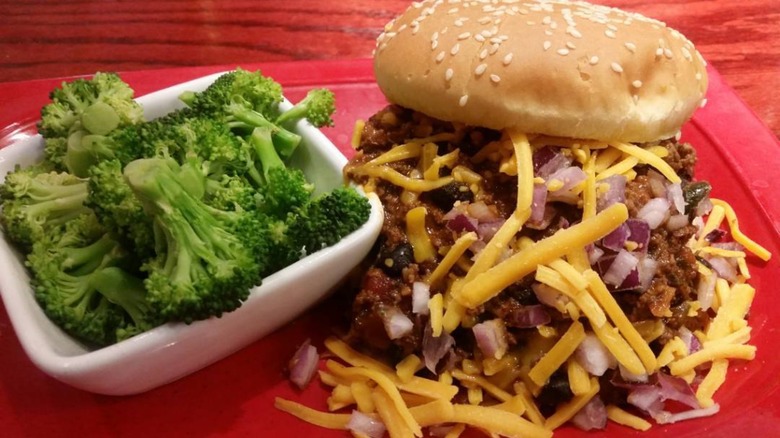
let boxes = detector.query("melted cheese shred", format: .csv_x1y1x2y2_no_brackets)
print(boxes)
611,142,681,183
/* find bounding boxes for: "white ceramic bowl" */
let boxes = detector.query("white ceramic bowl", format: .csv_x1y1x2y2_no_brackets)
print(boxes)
0,73,383,395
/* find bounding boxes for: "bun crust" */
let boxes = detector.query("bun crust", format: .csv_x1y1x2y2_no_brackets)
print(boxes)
373,0,708,142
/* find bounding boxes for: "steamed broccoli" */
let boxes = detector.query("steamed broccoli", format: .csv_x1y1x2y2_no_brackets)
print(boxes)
25,213,152,346
179,68,320,160
0,167,91,249
124,158,262,323
86,159,155,258
287,187,371,255
37,72,144,176
275,88,336,128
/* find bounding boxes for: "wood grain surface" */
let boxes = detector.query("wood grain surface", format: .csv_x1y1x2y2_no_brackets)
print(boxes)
1,0,778,136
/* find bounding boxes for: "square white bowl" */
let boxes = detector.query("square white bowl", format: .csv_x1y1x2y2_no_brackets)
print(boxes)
0,72,383,395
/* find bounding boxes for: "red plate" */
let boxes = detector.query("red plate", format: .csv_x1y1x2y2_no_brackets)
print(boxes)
0,60,778,437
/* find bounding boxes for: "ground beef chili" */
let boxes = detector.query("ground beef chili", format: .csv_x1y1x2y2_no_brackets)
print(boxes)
344,104,708,382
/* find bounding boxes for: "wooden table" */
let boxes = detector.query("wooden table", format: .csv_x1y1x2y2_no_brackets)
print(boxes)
1,0,778,137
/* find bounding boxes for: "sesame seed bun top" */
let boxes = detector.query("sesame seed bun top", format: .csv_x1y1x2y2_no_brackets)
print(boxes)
373,0,709,143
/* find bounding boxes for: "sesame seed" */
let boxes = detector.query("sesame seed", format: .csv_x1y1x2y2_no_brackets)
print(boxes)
480,49,488,60
566,41,576,49
432,31,439,41
557,48,570,56
451,43,460,55
655,48,664,57
458,32,471,40
445,68,454,81
611,62,624,73
664,48,673,59
624,42,637,53
695,72,702,81
478,16,492,24
632,80,643,88
489,43,500,55
475,34,486,42
448,7,458,14
682,47,693,60
543,41,552,51
481,29,492,37
475,63,488,76
490,74,501,83
459,95,469,107
435,51,446,63
605,29,616,38
545,30,553,36
607,23,618,31
589,55,600,65
503,53,514,65
567,26,582,38
700,98,708,108
432,40,439,50
527,20,536,25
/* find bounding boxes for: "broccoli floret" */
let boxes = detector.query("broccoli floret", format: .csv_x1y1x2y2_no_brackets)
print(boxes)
37,72,144,176
0,167,90,249
247,127,313,217
276,88,336,128
25,213,152,346
287,187,371,257
179,68,304,159
124,157,261,323
86,159,155,258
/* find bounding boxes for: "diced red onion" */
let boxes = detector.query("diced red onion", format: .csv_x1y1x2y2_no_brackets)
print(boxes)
707,256,738,282
705,229,727,243
575,333,617,376
637,197,670,229
647,170,668,198
627,385,664,415
472,319,509,359
532,146,558,173
532,282,568,308
536,148,572,178
597,175,626,211
596,254,640,291
477,220,504,240
525,205,556,230
346,411,386,438
467,201,499,222
446,214,478,233
697,271,717,310
638,256,658,292
587,245,605,265
412,282,430,315
602,250,640,287
677,327,702,354
288,339,319,390
506,304,551,328
625,219,651,252
602,223,630,252
654,405,720,424
696,197,713,217
619,364,649,383
383,307,414,340
666,214,689,231
428,426,456,437
530,183,548,224
656,373,701,409
442,204,465,221
547,166,587,193
422,323,455,372
667,183,685,215
571,396,607,431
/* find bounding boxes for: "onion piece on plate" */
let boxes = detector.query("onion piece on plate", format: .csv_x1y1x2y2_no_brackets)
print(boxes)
288,339,319,389
347,410,386,438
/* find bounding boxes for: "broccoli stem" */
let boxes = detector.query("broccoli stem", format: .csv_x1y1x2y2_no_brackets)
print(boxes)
228,107,301,159
61,234,119,275
249,127,284,182
24,191,89,226
91,267,150,326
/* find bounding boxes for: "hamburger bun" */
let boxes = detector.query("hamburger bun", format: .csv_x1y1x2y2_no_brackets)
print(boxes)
373,0,708,143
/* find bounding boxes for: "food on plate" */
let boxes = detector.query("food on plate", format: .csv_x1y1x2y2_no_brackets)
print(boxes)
275,0,771,436
0,68,370,347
